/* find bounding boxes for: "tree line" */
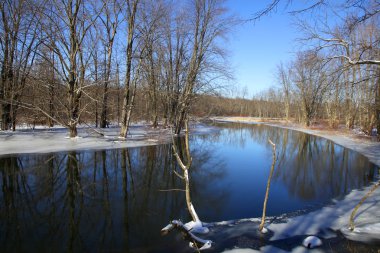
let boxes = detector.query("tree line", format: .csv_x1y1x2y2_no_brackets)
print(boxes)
1,0,379,139
0,0,231,137
202,1,379,138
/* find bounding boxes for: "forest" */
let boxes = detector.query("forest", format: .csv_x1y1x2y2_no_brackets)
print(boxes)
1,1,380,252
0,0,379,139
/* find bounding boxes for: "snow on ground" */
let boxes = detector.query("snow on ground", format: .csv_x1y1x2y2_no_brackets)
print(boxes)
213,117,380,251
0,123,218,156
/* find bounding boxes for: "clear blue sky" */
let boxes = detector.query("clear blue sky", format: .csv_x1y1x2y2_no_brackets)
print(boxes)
225,1,301,97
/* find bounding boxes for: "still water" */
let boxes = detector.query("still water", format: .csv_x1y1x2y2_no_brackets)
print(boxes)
0,123,378,252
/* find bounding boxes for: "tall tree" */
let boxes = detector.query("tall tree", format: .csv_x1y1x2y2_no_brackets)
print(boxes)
277,62,292,120
138,0,166,128
119,0,140,138
98,0,121,128
292,51,329,126
174,0,230,134
42,0,101,137
0,0,42,130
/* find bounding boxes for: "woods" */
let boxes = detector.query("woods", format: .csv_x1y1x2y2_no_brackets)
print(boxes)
0,0,230,137
196,0,380,139
0,0,379,140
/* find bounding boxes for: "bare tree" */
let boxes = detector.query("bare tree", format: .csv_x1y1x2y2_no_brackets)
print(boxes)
41,0,102,137
276,62,292,120
174,0,230,134
119,0,140,138
138,0,166,128
0,0,42,130
292,51,330,126
98,0,121,128
297,1,380,135
161,5,187,128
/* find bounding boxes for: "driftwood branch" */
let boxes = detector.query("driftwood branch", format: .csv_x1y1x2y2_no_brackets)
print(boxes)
161,220,212,250
349,180,380,231
259,139,277,232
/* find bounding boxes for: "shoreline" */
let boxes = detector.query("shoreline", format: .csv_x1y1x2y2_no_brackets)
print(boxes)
0,122,218,156
212,116,380,167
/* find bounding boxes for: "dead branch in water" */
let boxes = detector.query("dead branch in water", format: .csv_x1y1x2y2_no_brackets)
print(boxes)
259,139,277,232
161,220,211,251
171,118,199,222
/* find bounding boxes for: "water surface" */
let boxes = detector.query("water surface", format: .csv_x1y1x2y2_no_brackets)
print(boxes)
0,122,378,252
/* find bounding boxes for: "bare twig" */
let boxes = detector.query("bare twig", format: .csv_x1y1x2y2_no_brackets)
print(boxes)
173,169,185,180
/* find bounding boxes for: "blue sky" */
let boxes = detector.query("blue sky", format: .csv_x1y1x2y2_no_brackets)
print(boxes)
225,1,300,97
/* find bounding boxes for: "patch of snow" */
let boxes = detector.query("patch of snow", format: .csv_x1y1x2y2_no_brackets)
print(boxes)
161,219,212,251
302,236,322,249
341,222,380,243
260,227,268,234
184,220,210,234
267,180,380,243
189,239,212,250
0,123,219,155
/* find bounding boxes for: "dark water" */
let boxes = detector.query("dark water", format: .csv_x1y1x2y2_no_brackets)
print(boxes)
0,123,378,252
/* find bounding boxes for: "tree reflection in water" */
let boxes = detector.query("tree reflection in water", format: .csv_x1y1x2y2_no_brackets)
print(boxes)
0,141,227,252
0,122,378,252
210,122,377,201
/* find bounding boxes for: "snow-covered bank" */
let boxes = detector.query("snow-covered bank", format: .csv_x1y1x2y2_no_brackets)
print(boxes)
0,123,218,155
211,116,380,251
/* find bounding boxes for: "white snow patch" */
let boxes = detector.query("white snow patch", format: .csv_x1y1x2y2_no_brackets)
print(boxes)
184,220,209,234
189,240,212,250
0,124,219,155
267,180,380,243
341,222,380,243
302,236,322,249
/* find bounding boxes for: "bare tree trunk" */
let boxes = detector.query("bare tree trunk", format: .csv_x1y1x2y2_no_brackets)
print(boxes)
0,0,40,131
100,1,119,128
116,64,121,125
48,54,55,128
120,0,139,138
